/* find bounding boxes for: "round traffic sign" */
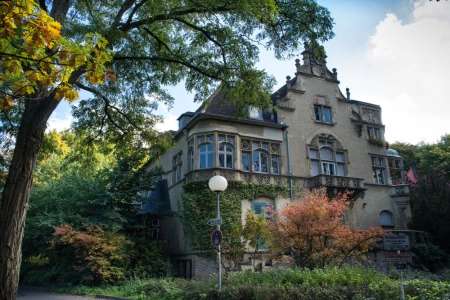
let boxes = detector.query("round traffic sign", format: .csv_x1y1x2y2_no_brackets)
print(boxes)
211,229,223,247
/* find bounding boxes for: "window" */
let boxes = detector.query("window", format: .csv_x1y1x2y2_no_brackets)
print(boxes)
175,260,192,278
371,156,386,184
218,134,234,168
188,147,194,172
367,126,381,139
314,105,332,124
309,138,346,176
241,139,280,174
198,135,214,169
388,158,403,185
248,106,263,119
251,201,274,250
172,152,183,184
380,211,394,229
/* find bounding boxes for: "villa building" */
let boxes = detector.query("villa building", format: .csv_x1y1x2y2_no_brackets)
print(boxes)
142,49,411,278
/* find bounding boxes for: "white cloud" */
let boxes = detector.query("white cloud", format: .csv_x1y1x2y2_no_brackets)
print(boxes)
46,114,73,132
154,113,178,132
363,0,450,144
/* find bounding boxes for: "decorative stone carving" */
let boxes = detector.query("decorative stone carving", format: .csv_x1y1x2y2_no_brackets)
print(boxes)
362,108,380,123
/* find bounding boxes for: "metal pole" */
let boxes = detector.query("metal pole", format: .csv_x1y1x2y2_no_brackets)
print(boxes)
216,191,221,291
400,266,405,300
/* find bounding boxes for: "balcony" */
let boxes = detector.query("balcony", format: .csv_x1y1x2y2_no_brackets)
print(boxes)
185,169,291,186
308,175,366,199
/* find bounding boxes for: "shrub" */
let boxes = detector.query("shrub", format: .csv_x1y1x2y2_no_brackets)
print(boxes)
48,224,129,285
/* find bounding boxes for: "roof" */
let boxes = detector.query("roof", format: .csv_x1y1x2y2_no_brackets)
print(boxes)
141,179,172,215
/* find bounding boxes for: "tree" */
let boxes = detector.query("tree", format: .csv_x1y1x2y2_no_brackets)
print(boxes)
408,167,450,253
268,188,384,269
0,0,334,298
242,209,271,270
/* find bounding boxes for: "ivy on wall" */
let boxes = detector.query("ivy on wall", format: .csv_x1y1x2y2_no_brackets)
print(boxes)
180,181,289,260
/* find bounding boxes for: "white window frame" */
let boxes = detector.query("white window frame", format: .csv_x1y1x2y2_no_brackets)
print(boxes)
314,105,332,124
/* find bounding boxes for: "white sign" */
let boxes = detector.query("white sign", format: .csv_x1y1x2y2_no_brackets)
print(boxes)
383,235,410,251
207,217,222,226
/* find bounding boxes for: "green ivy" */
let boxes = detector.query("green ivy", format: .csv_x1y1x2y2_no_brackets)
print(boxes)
180,181,289,259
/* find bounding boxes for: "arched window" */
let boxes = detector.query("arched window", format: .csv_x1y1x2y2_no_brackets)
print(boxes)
219,144,234,168
218,134,234,169
199,144,214,169
241,140,280,174
380,211,394,228
309,137,346,176
253,151,269,173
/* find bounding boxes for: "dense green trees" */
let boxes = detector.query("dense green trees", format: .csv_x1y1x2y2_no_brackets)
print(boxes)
0,1,335,297
391,134,450,260
21,130,171,285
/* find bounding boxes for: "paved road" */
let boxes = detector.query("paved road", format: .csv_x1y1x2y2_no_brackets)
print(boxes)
18,286,96,300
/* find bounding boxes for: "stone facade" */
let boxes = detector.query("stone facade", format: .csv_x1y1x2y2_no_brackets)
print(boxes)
145,51,411,278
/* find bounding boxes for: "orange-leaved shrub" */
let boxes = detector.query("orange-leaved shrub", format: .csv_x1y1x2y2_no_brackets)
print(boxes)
268,188,385,269
49,224,129,285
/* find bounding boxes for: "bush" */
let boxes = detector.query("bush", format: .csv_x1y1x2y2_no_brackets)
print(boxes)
47,224,129,285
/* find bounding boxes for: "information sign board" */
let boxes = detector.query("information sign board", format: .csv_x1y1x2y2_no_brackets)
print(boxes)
385,253,413,262
383,235,410,251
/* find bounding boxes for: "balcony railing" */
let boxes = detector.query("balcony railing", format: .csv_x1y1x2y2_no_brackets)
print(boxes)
308,175,365,190
185,169,291,186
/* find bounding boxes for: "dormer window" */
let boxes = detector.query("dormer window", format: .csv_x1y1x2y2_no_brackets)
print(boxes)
248,106,263,119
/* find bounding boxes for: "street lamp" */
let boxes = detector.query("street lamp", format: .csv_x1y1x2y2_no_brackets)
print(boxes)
208,175,228,291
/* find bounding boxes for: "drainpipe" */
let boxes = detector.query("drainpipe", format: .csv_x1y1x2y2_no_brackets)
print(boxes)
286,130,294,201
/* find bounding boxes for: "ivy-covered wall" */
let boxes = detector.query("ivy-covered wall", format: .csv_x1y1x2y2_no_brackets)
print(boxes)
180,181,289,259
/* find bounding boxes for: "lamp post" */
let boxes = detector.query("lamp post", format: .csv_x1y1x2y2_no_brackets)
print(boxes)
208,175,228,291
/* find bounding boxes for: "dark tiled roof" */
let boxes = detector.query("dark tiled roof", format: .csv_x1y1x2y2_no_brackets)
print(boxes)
141,179,172,215
200,92,277,123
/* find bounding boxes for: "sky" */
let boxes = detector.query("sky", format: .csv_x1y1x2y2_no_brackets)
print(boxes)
48,0,450,145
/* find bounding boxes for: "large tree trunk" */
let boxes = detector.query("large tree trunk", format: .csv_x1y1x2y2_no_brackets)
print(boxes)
0,95,59,300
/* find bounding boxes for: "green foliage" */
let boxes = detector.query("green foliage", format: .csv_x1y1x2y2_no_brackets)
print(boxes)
408,167,450,254
50,267,450,300
368,137,386,148
180,181,289,260
389,141,419,170
48,225,129,285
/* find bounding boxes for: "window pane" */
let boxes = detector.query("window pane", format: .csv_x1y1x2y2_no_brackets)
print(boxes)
320,148,333,160
219,153,225,167
227,137,234,144
207,153,213,168
337,164,345,176
261,153,268,172
311,161,320,176
242,153,250,171
199,137,205,143
207,135,214,142
218,135,225,141
323,107,331,123
336,153,344,162
272,156,279,174
375,128,381,139
367,127,373,137
252,142,260,149
253,152,260,172
314,106,322,122
200,154,207,169
226,145,233,152
226,154,233,168
329,163,335,175
310,149,318,159
262,143,269,150
380,212,392,225
378,158,384,167
322,162,328,174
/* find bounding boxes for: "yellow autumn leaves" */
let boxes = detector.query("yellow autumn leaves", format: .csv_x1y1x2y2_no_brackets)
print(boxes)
0,0,114,109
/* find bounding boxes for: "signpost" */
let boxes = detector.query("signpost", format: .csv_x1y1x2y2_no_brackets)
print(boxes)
383,235,411,300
